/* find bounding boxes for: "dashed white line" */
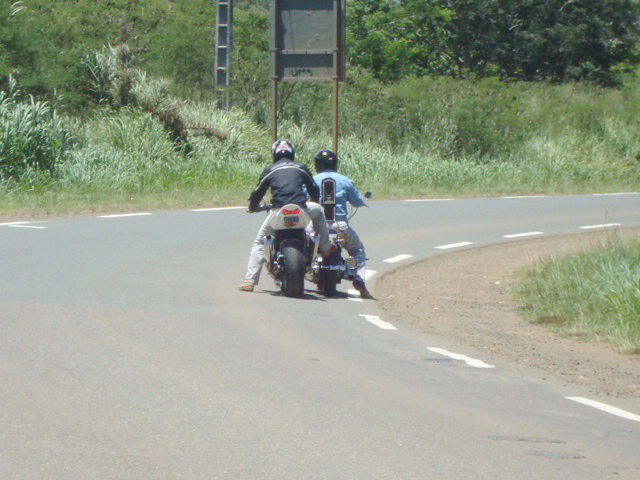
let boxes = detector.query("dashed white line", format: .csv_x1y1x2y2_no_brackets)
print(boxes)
192,206,245,212
503,231,544,239
566,397,640,423
1,221,47,228
427,347,495,369
593,192,638,196
501,195,547,199
348,290,363,302
579,223,621,230
0,221,32,227
405,198,453,202
383,254,413,264
98,213,153,218
435,242,473,250
359,314,397,330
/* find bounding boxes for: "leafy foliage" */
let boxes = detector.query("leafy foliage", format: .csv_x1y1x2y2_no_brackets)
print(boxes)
0,77,74,183
346,0,640,85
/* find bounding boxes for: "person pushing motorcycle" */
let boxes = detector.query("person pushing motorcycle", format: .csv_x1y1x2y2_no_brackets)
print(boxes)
313,149,374,299
238,140,332,292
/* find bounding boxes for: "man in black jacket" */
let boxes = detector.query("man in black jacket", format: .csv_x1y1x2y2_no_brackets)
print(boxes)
239,140,331,292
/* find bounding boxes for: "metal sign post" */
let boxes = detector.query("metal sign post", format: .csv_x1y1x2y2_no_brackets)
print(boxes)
270,0,345,150
214,0,234,109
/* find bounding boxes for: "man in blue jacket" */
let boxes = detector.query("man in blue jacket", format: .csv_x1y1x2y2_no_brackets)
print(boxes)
313,149,373,299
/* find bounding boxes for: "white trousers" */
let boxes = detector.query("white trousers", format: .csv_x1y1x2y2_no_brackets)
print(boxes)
244,202,331,285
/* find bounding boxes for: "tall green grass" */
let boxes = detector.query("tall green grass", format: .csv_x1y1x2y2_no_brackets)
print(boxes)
513,237,640,353
2,68,640,215
0,77,75,187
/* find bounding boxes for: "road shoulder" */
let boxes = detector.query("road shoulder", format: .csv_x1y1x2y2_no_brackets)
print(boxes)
377,226,640,401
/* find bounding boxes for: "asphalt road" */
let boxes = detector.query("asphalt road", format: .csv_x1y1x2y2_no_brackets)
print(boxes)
1,193,639,479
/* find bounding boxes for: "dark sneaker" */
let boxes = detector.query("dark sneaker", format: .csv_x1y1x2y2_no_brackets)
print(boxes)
353,281,374,300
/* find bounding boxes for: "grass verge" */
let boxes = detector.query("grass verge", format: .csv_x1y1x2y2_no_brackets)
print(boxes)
513,235,640,354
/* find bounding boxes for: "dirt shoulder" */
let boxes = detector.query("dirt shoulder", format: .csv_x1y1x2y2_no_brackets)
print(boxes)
376,227,640,401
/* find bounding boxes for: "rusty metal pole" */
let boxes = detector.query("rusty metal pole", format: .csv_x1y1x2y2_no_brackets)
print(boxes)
332,79,338,152
272,79,278,142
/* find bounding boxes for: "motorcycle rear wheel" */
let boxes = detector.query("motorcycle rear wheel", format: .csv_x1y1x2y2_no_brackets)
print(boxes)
282,243,305,297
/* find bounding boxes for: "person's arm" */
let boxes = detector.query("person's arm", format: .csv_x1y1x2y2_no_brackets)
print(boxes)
248,167,270,211
346,178,366,207
302,165,320,203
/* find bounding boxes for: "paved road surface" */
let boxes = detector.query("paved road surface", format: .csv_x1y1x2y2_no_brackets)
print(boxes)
1,194,639,479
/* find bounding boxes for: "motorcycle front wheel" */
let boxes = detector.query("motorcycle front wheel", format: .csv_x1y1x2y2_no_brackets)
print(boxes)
282,242,305,297
319,270,339,297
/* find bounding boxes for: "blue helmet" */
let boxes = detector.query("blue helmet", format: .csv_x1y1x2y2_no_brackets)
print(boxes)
314,149,338,172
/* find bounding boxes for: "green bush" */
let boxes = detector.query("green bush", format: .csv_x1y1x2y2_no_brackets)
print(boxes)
0,77,74,184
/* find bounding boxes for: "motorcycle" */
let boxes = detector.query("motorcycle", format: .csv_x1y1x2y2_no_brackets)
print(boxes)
256,203,320,298
308,178,371,297
257,180,370,298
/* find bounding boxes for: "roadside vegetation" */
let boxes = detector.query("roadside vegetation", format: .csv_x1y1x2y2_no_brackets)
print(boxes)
513,235,640,354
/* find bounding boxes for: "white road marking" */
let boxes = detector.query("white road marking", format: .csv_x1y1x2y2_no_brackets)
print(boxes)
0,221,32,227
348,290,363,302
192,206,245,212
365,270,377,281
383,254,413,263
98,213,152,218
501,195,547,199
1,221,48,228
435,242,473,250
9,225,46,229
566,397,640,423
579,223,621,230
360,314,397,330
405,198,453,202
593,192,639,196
503,231,544,239
427,347,495,369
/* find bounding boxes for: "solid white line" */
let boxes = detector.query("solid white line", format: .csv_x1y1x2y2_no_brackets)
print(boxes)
383,254,413,264
98,213,152,218
566,397,640,423
192,206,245,212
405,198,453,202
435,242,473,250
503,231,544,239
427,347,495,369
360,314,397,330
579,223,621,230
8,225,46,229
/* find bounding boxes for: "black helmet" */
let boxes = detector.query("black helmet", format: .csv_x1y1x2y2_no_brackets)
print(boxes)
271,139,295,161
314,149,338,172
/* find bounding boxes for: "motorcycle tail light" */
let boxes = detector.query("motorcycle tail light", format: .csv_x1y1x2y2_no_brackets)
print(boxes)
282,208,300,215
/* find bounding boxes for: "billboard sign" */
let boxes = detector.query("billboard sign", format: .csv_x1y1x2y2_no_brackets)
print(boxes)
270,0,345,82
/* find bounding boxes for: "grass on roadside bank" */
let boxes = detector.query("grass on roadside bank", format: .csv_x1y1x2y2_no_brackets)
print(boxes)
3,68,640,217
513,235,640,354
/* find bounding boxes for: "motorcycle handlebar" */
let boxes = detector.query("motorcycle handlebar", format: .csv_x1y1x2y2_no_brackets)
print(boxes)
248,204,272,213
